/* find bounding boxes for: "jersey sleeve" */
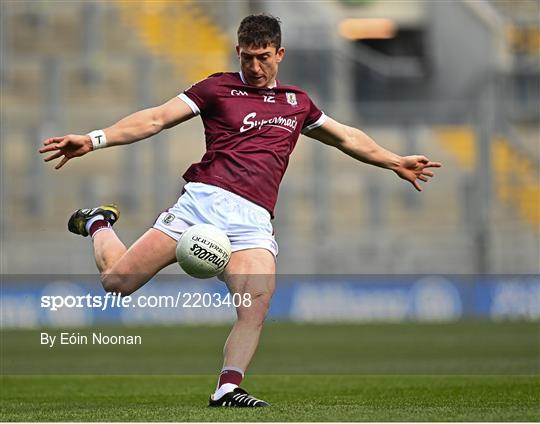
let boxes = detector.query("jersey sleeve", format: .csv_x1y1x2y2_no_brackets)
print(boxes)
177,74,220,115
301,96,327,134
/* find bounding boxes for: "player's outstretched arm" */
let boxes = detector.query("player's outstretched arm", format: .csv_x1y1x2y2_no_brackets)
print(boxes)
306,117,442,191
39,97,195,170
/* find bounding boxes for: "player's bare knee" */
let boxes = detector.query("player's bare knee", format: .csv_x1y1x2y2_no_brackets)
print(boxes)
256,291,273,309
248,290,272,310
100,272,120,293
237,291,272,326
100,272,132,296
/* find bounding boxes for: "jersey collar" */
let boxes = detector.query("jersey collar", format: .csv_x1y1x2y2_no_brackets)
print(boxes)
238,71,278,89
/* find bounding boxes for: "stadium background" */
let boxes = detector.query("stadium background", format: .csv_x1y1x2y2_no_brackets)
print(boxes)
1,0,539,275
1,0,539,421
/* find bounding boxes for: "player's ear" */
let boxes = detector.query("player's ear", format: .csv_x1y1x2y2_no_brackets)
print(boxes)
276,47,285,63
235,45,241,57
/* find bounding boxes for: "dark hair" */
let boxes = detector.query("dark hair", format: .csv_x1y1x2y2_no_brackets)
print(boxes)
237,14,282,49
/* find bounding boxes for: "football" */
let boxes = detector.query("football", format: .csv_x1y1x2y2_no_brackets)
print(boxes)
176,224,231,279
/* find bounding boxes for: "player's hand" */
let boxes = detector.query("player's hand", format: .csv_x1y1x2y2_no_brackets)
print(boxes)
394,155,442,191
39,134,93,170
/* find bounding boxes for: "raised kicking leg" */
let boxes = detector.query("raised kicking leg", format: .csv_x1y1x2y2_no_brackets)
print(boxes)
68,205,177,295
209,248,275,407
96,228,177,295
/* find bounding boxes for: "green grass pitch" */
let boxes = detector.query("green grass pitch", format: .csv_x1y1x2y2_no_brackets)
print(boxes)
1,321,539,421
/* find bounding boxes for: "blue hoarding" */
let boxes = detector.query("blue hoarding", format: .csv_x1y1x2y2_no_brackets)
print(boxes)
1,275,539,328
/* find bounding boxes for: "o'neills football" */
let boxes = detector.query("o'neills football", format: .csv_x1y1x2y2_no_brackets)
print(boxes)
176,224,231,279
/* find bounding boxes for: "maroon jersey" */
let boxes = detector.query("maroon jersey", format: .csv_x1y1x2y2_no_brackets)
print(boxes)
178,72,326,217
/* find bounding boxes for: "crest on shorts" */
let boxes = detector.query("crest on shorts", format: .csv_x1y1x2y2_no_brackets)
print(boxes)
286,92,297,106
162,213,175,225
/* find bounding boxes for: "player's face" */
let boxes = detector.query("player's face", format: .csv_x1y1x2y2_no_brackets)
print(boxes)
236,44,285,88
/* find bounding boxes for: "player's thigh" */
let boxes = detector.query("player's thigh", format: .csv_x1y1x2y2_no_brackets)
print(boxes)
104,228,177,293
223,248,276,321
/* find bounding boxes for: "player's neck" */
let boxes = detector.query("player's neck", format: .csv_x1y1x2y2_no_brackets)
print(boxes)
239,71,277,89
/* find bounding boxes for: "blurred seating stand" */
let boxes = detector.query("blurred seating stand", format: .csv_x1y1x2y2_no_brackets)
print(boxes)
1,0,538,275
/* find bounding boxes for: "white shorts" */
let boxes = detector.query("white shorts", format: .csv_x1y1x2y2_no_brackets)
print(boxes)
153,182,278,257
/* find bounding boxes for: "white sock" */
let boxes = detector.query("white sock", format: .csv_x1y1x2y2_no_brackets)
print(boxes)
85,214,105,233
212,383,237,401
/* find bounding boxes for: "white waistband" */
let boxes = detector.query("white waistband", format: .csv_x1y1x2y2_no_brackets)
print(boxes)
185,182,270,218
